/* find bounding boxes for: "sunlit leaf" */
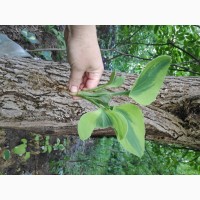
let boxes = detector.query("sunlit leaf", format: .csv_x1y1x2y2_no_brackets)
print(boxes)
24,152,31,160
106,110,128,140
21,138,27,144
13,144,26,155
88,71,125,92
114,103,145,157
78,109,111,141
129,55,171,105
47,145,52,153
106,71,125,88
34,134,40,142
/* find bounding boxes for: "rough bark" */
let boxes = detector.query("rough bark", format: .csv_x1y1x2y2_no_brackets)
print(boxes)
0,56,200,150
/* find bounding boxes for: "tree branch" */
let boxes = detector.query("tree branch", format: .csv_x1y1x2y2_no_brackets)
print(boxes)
102,48,152,61
27,48,66,52
169,41,200,63
171,64,200,75
112,26,144,49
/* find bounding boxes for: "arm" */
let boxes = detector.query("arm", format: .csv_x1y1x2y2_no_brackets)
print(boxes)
64,25,104,93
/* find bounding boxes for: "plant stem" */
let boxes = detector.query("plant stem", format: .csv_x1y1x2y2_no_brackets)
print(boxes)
111,90,130,96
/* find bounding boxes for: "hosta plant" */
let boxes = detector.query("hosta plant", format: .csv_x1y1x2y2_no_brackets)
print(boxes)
73,55,171,157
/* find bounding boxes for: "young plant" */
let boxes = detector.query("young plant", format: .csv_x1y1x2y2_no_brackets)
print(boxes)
53,138,66,151
41,136,52,153
13,138,30,160
75,55,171,158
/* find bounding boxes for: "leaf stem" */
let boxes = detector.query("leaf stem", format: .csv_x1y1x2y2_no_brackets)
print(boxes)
111,90,130,96
77,94,107,109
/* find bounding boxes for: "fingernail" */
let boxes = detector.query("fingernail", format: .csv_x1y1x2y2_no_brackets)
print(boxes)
70,85,78,93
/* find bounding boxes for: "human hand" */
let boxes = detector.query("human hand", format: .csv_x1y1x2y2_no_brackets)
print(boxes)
65,26,104,95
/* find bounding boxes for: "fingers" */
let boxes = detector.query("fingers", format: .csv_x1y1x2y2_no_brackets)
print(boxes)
69,68,85,93
85,71,102,89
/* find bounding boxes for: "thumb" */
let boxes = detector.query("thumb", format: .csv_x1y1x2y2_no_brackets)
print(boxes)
69,68,84,93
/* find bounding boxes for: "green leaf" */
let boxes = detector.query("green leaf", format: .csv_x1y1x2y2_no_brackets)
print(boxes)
86,71,125,92
154,26,159,34
78,109,112,141
114,104,145,157
129,55,171,105
34,134,40,142
24,152,31,160
78,90,112,108
21,28,39,44
45,136,50,145
3,149,11,160
56,138,60,145
47,145,52,153
13,144,26,155
40,51,52,61
78,109,102,140
78,107,128,141
58,144,65,151
106,110,128,140
96,110,112,128
106,71,125,88
21,138,27,144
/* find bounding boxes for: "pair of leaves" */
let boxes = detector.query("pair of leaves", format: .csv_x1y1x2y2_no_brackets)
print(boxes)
13,138,27,155
13,138,30,160
53,138,65,151
77,55,171,158
42,136,52,153
89,71,125,92
78,104,145,157
78,71,125,108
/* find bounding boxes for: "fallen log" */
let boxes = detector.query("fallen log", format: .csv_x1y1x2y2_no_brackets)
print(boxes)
0,56,200,150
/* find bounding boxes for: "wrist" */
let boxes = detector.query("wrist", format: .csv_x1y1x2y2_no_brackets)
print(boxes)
67,25,97,40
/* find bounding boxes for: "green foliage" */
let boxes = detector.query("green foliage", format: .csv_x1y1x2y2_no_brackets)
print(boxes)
105,71,125,88
13,138,27,155
49,137,200,175
130,55,171,105
114,104,145,157
78,109,106,140
21,28,40,44
76,56,171,157
43,25,66,61
53,138,66,151
98,25,200,76
12,138,31,160
49,137,114,175
2,149,11,160
38,51,53,61
42,136,52,153
24,152,31,160
153,25,200,76
1,134,68,164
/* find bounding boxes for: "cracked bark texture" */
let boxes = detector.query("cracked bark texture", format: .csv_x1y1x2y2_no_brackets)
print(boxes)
0,56,200,150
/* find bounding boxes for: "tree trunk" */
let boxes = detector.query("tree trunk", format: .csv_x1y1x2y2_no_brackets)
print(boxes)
0,57,200,150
